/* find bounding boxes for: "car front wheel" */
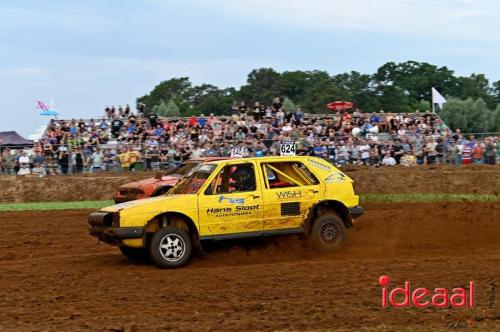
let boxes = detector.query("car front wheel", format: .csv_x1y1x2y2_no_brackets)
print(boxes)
311,212,346,251
149,226,192,268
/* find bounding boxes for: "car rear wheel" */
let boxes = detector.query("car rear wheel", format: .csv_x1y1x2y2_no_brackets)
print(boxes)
311,212,346,251
118,246,149,261
149,226,192,268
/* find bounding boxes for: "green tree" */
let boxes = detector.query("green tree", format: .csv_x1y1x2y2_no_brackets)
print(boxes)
333,71,378,111
301,78,348,113
456,74,496,109
151,99,167,117
493,103,500,131
163,99,180,117
280,70,330,102
282,97,296,113
238,68,283,103
440,97,470,132
137,77,192,113
374,61,457,104
376,85,411,113
190,84,235,115
151,99,180,117
468,98,493,132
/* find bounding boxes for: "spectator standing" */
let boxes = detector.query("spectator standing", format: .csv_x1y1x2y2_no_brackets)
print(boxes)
462,142,472,165
111,118,123,138
484,138,496,165
128,148,142,171
472,144,483,164
58,148,70,174
73,148,84,173
118,149,130,171
91,148,105,172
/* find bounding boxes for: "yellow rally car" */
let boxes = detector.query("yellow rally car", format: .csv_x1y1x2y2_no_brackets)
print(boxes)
88,156,363,268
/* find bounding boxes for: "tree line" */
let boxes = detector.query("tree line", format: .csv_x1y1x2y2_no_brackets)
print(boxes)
137,60,500,133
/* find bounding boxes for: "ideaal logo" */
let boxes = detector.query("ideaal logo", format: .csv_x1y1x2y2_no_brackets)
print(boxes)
379,276,496,328
276,190,302,199
379,275,475,308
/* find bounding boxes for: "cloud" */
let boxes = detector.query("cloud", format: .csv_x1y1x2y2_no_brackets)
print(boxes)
206,0,500,40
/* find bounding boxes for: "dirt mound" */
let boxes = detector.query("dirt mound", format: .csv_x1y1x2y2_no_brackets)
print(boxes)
1,202,499,330
1,165,500,203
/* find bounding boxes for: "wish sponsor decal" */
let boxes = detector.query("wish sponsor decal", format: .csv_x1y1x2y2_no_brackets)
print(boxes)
218,195,245,204
276,190,302,199
325,172,346,183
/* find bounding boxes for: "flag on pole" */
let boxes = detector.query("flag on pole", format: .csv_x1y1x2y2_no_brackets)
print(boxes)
36,100,60,116
432,87,447,109
36,100,49,111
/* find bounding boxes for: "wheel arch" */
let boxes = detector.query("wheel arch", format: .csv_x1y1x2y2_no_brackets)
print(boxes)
145,211,200,247
305,200,353,232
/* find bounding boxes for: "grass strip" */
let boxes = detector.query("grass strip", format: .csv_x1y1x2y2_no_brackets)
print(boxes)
0,200,114,212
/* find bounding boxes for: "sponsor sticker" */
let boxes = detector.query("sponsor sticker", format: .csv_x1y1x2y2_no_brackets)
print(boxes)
206,205,260,218
231,147,246,158
276,190,302,199
219,195,245,204
325,172,346,183
307,158,331,171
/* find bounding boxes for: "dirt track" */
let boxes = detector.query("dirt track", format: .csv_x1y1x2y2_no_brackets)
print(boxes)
1,202,499,331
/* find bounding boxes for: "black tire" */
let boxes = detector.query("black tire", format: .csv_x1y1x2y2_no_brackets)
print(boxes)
311,212,346,252
118,246,149,261
149,226,192,268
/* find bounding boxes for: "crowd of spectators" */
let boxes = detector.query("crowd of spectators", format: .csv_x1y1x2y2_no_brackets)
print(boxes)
1,99,499,176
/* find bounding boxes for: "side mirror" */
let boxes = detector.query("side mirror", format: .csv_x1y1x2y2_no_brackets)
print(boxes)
154,172,163,180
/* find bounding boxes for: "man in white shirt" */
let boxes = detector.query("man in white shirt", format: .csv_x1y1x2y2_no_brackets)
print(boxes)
381,153,397,166
18,151,30,165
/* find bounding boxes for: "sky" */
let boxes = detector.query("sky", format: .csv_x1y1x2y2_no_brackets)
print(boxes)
1,0,499,137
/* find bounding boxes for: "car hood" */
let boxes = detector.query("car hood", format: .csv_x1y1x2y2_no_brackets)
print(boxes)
100,194,196,214
119,175,181,190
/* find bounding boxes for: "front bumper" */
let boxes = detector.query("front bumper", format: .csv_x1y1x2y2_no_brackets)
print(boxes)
88,211,143,244
349,205,364,219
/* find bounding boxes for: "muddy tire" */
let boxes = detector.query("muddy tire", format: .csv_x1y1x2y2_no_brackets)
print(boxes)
311,212,346,252
149,226,192,268
118,246,149,261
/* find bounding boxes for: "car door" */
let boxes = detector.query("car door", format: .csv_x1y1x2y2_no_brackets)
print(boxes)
259,160,323,231
197,161,263,237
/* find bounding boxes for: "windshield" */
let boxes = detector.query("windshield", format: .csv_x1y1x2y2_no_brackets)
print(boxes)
164,161,199,176
169,164,217,195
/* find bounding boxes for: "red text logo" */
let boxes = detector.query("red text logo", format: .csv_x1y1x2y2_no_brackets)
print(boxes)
379,275,475,308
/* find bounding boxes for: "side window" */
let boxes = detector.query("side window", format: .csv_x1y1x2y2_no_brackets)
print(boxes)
205,164,256,195
262,162,319,189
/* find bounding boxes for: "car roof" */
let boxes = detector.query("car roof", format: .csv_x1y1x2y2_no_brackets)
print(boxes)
188,157,231,163
204,156,317,165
